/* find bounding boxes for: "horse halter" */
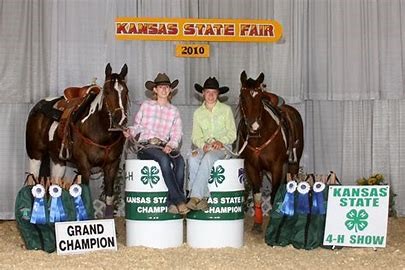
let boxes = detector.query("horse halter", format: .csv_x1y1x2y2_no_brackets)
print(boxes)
103,78,128,131
240,85,265,136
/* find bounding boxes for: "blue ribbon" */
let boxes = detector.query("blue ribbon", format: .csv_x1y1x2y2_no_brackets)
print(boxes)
280,191,295,216
297,192,310,214
49,196,67,223
312,191,326,215
30,197,47,224
73,195,88,221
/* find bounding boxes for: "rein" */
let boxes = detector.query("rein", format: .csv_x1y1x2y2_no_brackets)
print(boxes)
238,86,284,157
245,125,281,156
71,124,124,167
126,137,181,159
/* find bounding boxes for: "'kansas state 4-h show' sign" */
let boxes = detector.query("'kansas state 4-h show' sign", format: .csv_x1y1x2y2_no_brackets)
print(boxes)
323,185,389,248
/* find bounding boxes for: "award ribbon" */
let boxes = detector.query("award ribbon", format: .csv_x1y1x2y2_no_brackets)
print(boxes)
49,185,67,223
312,181,326,215
30,184,47,224
297,181,310,214
69,184,88,221
280,181,297,216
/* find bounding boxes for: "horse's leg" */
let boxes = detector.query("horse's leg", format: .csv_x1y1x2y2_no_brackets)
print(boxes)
50,159,66,186
270,161,287,205
103,159,120,218
29,159,42,181
246,162,263,233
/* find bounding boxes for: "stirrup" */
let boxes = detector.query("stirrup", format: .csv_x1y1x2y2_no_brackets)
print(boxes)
59,142,71,160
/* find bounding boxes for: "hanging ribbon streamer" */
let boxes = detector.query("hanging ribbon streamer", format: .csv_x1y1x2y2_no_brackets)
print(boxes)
49,185,67,223
30,184,47,224
281,181,297,216
69,184,88,221
312,181,326,215
297,181,310,214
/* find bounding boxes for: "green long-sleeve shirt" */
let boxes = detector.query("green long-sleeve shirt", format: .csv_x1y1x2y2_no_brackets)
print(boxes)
191,101,237,148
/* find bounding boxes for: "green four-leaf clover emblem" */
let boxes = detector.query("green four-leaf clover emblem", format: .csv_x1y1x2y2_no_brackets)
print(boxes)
140,166,160,188
208,165,225,187
345,209,369,233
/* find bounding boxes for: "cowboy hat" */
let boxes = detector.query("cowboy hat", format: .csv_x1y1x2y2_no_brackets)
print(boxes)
145,73,179,91
194,77,229,95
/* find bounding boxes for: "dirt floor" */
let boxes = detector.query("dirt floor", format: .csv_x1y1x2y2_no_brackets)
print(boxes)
0,216,404,270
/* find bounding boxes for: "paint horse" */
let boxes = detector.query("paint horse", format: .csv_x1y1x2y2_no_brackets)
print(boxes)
238,71,304,232
25,63,129,218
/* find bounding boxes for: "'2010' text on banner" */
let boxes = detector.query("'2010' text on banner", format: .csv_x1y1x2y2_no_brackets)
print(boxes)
115,17,283,43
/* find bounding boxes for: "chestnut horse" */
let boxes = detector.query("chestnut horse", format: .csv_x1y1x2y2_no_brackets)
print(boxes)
25,63,129,218
238,71,304,232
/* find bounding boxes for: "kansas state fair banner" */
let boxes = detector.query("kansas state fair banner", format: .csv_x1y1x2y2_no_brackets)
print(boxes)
115,17,283,42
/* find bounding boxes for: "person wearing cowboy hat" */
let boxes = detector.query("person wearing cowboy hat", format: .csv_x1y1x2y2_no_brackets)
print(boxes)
186,77,237,211
123,73,189,215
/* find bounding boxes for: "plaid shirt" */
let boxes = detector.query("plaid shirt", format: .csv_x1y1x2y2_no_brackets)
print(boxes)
128,100,183,149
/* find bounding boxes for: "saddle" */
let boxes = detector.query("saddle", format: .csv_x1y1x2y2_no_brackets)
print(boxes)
262,91,285,108
56,84,101,159
262,94,297,168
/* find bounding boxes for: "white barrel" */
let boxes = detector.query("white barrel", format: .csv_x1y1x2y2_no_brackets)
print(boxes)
125,159,183,248
187,159,245,248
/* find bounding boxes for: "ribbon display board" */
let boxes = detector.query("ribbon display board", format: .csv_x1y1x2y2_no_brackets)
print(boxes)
55,219,117,255
323,185,389,248
115,17,283,43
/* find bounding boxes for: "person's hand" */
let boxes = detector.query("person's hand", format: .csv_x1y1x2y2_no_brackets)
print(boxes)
122,128,131,138
163,145,173,154
211,140,223,150
203,143,212,153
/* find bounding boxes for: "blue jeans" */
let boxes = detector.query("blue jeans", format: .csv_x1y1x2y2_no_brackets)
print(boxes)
137,148,186,206
188,148,228,199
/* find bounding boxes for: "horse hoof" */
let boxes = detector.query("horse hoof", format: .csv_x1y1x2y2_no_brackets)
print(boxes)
251,223,263,234
104,205,114,219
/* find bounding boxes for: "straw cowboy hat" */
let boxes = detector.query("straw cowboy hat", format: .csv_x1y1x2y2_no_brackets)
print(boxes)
145,73,179,91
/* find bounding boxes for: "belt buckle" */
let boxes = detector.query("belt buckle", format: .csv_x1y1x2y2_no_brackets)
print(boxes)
149,138,161,145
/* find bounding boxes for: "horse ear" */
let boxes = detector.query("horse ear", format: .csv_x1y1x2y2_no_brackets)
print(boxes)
105,63,112,77
120,64,128,79
257,73,265,84
240,71,247,83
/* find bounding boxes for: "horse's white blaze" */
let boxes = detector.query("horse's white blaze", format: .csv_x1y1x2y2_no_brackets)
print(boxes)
106,196,114,205
82,91,103,123
51,161,66,180
29,159,41,179
250,90,258,98
49,121,58,141
251,121,260,131
114,81,127,125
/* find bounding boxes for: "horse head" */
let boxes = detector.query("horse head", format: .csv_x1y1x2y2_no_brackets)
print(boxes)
103,63,129,131
239,71,265,134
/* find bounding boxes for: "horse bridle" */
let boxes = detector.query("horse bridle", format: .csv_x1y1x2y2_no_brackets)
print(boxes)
239,84,283,156
239,85,265,138
103,79,129,131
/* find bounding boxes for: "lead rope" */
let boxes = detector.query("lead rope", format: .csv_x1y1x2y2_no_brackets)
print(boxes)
207,135,249,157
125,136,181,159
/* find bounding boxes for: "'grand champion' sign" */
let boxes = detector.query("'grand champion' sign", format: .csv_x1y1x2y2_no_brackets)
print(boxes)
55,219,117,255
115,17,283,43
323,185,389,248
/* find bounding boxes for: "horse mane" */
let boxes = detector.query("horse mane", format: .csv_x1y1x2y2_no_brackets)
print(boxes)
81,89,103,123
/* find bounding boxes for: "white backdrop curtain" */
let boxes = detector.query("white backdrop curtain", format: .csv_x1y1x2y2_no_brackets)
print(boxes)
0,0,404,219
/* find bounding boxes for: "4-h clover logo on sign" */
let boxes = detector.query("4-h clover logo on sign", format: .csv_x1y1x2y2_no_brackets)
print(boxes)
208,165,225,187
345,209,369,233
140,165,160,188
